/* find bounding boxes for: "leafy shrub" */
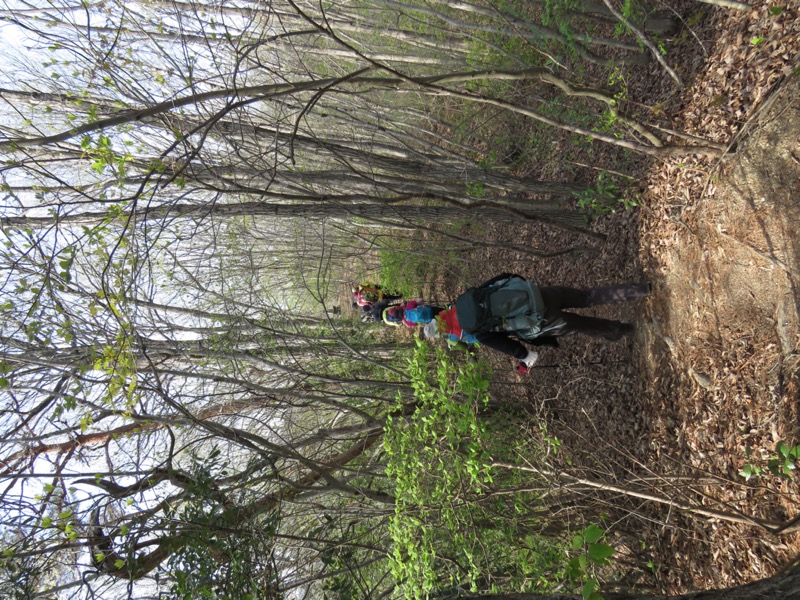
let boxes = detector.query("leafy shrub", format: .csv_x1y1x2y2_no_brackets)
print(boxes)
574,172,637,217
378,243,433,299
384,342,567,597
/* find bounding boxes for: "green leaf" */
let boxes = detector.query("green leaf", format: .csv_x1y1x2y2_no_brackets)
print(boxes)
571,534,585,550
583,524,603,544
777,441,790,458
581,578,598,600
41,516,52,527
114,559,125,569
588,542,615,562
567,556,583,579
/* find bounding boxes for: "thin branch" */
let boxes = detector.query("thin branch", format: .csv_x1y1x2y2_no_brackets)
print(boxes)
696,0,751,9
600,0,682,87
492,461,800,534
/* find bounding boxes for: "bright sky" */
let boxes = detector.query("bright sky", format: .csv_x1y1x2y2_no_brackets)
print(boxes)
0,21,26,81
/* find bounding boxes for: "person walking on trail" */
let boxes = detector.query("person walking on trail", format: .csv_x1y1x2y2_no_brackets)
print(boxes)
423,307,479,347
352,283,401,308
367,297,399,322
453,273,650,373
381,299,443,328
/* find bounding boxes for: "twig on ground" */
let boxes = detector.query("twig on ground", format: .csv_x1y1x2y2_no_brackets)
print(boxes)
695,0,751,10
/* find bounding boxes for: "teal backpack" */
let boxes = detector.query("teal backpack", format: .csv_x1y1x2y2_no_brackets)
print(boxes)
454,276,548,340
404,305,434,324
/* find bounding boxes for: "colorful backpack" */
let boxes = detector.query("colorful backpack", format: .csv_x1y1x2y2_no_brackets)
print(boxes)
403,305,434,324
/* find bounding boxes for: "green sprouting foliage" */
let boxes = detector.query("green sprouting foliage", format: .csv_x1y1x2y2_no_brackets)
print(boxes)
613,0,644,38
567,524,617,600
0,533,43,600
378,242,436,299
378,223,483,299
740,441,800,481
542,0,579,33
465,181,485,199
384,342,567,598
384,341,492,598
574,172,637,217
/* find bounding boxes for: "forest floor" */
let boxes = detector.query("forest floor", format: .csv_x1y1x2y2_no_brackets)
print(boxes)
341,0,800,593
449,1,800,594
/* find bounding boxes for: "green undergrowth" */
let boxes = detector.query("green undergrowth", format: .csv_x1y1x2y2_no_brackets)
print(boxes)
378,233,467,298
379,243,437,299
383,341,568,598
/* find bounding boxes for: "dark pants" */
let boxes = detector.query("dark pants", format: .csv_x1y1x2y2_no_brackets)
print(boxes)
540,284,649,340
428,306,445,320
475,283,648,360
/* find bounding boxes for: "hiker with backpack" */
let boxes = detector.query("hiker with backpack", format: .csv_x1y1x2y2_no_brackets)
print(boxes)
382,299,444,327
454,273,650,373
352,283,402,308
422,307,479,347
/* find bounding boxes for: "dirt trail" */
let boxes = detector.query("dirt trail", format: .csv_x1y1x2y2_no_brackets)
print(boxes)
635,71,800,590
471,5,800,593
641,72,800,410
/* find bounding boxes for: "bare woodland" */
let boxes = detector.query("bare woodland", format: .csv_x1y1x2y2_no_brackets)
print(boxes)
1,0,799,599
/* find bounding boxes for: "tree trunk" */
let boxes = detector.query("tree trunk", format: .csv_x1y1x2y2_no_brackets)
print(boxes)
459,566,800,599
1,200,584,229
576,3,679,36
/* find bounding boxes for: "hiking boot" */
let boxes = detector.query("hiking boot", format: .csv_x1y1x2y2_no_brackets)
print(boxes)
588,283,651,305
604,323,635,341
517,350,539,374
519,350,540,368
